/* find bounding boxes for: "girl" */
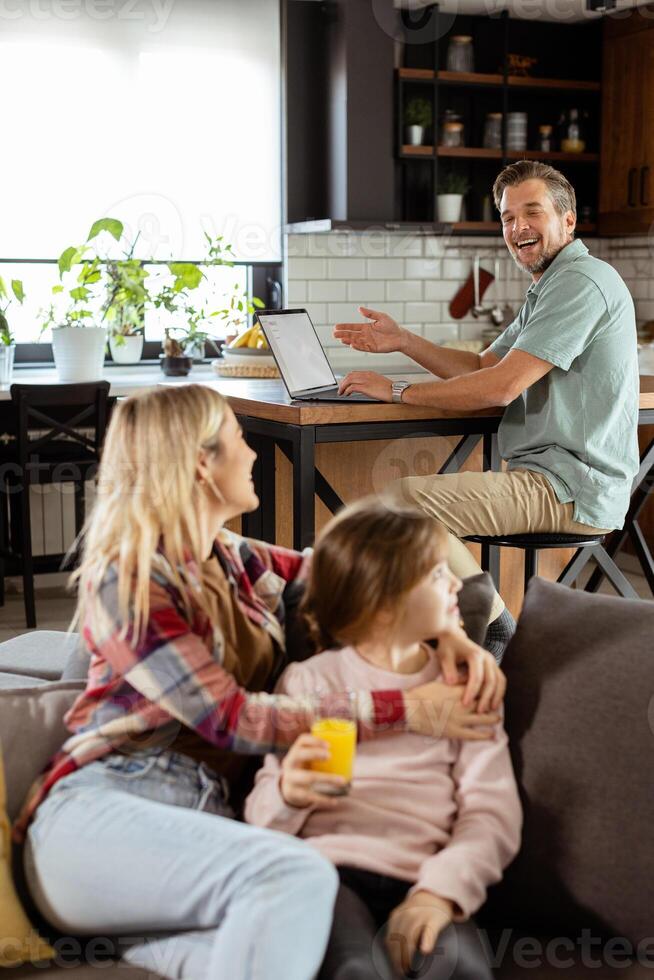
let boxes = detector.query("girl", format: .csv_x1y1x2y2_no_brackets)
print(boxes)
15,385,504,980
245,498,522,980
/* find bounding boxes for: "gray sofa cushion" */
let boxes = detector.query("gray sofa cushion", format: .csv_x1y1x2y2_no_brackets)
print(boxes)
0,632,81,682
0,673,48,689
0,681,84,823
484,577,654,949
60,637,90,682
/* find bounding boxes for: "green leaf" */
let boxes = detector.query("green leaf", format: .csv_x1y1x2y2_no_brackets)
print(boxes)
58,246,81,277
87,217,123,242
11,279,25,303
0,276,6,299
168,262,204,291
52,284,64,294
251,296,265,309
70,286,90,301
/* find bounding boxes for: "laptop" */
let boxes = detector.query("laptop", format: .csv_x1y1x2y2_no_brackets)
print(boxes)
255,308,381,402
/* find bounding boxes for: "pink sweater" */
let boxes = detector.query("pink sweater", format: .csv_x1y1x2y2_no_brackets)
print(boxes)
244,646,522,919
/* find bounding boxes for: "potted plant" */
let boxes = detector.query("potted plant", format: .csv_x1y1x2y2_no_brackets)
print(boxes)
102,231,148,365
160,328,193,377
436,171,470,222
0,276,24,384
405,97,432,146
150,233,265,365
41,218,123,381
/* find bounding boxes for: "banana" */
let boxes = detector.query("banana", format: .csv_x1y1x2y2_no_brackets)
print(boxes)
230,326,253,349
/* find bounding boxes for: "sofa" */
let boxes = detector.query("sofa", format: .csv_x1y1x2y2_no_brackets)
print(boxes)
0,577,652,979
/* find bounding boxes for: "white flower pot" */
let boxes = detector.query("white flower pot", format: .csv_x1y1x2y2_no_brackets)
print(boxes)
437,194,464,222
109,334,144,364
405,125,425,146
52,327,107,382
0,344,16,385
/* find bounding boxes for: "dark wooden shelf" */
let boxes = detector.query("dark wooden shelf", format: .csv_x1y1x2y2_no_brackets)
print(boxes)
397,68,600,92
507,75,601,92
401,146,599,163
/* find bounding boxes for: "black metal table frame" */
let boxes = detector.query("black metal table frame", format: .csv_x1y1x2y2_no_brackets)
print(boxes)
238,408,654,598
238,413,502,579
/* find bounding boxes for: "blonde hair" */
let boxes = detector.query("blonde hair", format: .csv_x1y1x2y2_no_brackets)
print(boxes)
301,496,448,650
71,384,229,639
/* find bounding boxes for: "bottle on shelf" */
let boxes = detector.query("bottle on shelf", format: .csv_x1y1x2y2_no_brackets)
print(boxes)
561,108,586,154
538,124,553,152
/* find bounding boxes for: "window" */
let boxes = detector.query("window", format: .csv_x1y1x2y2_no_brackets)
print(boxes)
0,0,281,345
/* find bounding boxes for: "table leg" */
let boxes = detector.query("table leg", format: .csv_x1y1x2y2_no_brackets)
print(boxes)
293,427,316,551
481,432,501,589
241,430,276,543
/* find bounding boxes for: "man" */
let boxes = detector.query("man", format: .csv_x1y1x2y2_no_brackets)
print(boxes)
334,161,640,654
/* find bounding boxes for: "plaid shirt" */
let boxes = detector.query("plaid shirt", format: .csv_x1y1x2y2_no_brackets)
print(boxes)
14,529,406,841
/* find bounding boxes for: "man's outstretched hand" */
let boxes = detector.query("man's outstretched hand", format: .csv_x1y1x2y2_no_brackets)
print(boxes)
333,307,407,354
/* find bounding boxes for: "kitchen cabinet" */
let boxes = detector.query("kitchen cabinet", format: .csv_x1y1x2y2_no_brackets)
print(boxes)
599,15,654,235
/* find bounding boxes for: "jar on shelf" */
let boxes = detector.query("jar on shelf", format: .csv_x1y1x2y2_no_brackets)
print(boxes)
446,35,474,73
483,113,503,149
538,124,553,152
506,111,527,152
441,121,465,147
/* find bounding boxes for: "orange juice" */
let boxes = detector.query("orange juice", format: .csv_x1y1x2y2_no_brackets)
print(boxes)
310,718,357,795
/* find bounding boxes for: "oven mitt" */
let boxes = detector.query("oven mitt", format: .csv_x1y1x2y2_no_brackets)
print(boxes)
448,267,495,320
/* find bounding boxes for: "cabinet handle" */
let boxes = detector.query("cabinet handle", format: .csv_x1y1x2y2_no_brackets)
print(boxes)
628,167,637,207
641,166,651,207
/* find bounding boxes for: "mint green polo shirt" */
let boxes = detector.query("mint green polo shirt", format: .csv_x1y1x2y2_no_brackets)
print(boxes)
488,239,639,530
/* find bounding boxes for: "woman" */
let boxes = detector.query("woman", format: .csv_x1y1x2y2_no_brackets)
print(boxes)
16,385,505,980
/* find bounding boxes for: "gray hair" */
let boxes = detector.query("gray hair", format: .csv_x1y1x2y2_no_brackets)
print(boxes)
492,160,577,217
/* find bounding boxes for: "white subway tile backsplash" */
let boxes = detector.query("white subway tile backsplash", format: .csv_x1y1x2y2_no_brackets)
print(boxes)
386,235,423,258
308,280,347,302
366,258,405,279
348,280,385,301
315,325,340,348
404,302,442,323
284,232,652,350
424,279,457,302
421,324,459,343
291,258,327,279
304,302,328,323
441,258,470,281
387,280,423,302
327,258,367,279
286,282,307,303
405,258,442,280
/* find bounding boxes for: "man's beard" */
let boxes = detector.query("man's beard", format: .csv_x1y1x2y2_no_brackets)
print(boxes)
511,238,567,276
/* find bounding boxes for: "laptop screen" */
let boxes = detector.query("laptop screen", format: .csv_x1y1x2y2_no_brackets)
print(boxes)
256,310,336,394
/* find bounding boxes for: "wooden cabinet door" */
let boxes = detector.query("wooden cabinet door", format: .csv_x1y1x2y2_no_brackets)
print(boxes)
599,25,654,234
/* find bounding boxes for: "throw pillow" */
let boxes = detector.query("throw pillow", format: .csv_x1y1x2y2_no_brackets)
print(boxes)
0,681,84,825
483,577,654,947
0,746,54,968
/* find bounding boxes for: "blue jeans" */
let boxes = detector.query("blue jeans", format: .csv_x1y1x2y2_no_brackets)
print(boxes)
24,750,338,980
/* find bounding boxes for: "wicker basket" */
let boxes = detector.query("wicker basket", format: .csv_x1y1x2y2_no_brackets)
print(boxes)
213,362,280,379
212,350,279,379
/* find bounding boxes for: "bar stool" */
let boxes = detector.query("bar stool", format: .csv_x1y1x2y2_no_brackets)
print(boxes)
462,531,640,599
0,382,110,628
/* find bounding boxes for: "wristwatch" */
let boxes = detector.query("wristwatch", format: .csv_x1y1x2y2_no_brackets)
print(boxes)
391,380,412,404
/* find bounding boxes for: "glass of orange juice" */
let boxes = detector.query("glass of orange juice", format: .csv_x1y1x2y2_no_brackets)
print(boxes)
310,718,357,795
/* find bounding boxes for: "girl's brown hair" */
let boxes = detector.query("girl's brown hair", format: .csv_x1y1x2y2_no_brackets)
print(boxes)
301,496,448,650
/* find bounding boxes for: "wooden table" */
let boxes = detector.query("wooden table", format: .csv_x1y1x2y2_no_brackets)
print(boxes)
2,368,653,614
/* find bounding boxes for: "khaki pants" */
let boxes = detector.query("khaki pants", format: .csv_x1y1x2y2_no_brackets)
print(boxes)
387,468,612,623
